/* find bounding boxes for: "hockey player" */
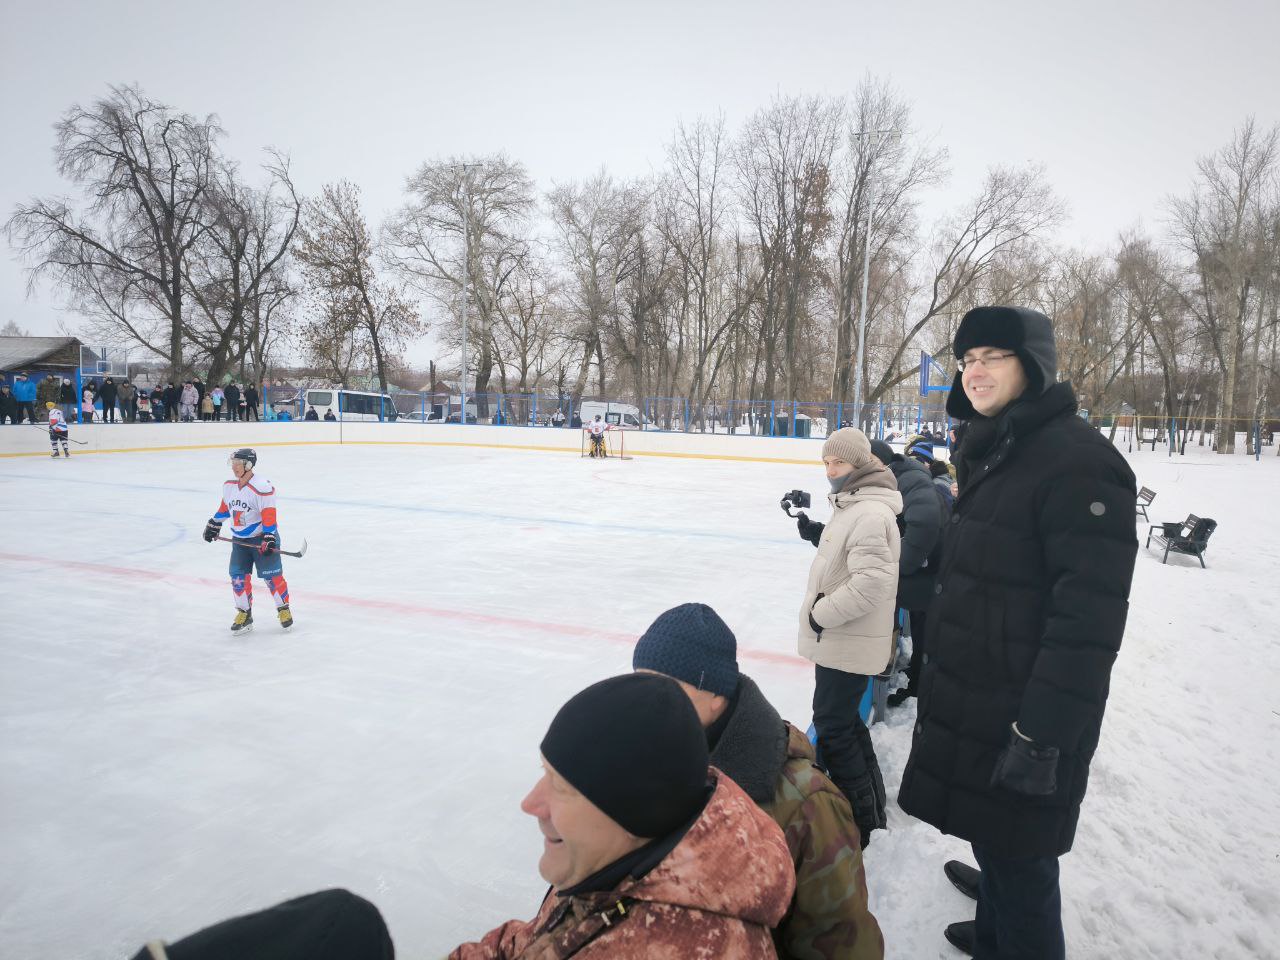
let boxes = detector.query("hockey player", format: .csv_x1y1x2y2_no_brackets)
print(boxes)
202,448,293,633
46,402,70,457
586,414,607,457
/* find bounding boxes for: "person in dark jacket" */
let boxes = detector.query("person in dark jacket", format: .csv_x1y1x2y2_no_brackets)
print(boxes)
0,383,17,424
869,439,944,708
99,376,119,423
244,383,260,421
896,306,1138,959
163,382,179,422
118,379,137,422
59,377,77,422
225,382,242,421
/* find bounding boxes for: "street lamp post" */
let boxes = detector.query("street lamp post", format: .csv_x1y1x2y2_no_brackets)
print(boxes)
851,128,897,429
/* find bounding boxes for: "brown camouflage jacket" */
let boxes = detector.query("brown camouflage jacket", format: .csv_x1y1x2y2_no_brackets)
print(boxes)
447,768,795,959
709,675,884,960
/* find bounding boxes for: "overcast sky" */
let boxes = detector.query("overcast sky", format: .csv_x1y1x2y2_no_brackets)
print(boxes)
2,0,1277,366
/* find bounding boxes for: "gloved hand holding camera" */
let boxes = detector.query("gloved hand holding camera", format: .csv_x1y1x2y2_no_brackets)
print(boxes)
797,513,824,546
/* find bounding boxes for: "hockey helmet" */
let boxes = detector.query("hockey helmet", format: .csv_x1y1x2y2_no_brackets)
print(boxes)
230,447,258,468
45,401,55,409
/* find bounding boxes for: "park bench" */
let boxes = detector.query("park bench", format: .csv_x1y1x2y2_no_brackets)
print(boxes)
1136,486,1156,521
1145,514,1217,568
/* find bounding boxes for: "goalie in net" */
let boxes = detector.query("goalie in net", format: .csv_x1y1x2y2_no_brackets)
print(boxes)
581,416,630,459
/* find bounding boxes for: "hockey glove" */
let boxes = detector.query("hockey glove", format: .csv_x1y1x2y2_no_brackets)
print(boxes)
797,513,824,547
203,519,222,543
990,723,1059,796
808,592,825,637
259,532,279,555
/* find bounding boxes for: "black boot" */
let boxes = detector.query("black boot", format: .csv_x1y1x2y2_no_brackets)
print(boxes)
886,687,914,707
944,920,975,956
944,860,981,901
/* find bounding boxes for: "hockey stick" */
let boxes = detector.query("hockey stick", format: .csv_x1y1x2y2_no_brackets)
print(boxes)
27,423,87,444
216,534,309,558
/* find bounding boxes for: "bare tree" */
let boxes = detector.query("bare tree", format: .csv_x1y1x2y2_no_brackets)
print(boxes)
829,78,947,405
735,95,842,403
5,85,220,370
184,153,301,383
1168,118,1279,452
384,156,534,412
861,166,1065,408
295,181,420,392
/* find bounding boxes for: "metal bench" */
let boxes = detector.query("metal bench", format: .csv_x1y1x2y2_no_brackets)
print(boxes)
1136,486,1156,521
1145,514,1216,568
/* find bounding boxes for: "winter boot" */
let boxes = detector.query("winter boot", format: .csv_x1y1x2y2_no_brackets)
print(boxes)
944,920,975,956
277,604,293,629
886,687,914,707
231,610,253,633
944,860,981,901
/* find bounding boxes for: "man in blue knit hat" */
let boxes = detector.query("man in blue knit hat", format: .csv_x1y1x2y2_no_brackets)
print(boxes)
634,603,884,960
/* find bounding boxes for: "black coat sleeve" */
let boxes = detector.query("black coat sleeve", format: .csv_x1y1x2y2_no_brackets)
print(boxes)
1019,445,1138,752
898,470,942,574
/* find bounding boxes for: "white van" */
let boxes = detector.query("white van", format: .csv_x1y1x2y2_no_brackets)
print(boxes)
578,400,645,430
303,388,397,422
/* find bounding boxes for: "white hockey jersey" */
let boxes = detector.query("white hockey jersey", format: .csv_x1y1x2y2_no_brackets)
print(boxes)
48,408,67,433
213,475,279,539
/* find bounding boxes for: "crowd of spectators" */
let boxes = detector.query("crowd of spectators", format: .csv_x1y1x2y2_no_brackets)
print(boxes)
0,371,265,424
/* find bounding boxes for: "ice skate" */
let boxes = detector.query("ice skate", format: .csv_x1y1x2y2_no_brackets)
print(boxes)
277,604,293,629
230,609,253,633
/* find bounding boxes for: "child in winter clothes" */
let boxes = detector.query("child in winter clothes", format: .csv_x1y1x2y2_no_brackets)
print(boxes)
47,402,70,457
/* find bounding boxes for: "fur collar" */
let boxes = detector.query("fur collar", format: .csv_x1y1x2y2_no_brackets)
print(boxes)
708,675,789,804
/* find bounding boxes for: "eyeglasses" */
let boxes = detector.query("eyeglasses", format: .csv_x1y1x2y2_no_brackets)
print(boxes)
957,351,1017,372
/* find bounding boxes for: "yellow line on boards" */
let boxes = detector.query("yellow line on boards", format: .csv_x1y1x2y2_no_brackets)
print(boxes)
0,436,817,465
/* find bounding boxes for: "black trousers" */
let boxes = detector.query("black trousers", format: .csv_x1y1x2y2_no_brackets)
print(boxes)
17,401,35,423
812,664,878,787
904,608,928,694
973,843,1065,960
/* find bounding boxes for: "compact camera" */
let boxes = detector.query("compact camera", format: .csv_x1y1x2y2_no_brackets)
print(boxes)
780,489,811,518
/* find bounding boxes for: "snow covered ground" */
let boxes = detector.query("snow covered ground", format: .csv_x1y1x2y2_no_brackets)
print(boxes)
0,436,1277,959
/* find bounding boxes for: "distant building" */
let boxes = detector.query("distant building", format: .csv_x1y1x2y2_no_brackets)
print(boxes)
0,336,83,389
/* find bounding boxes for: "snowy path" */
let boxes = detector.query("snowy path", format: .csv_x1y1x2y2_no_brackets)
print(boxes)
0,442,1276,958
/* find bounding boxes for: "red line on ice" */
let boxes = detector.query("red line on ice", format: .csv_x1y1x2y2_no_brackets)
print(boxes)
0,551,807,669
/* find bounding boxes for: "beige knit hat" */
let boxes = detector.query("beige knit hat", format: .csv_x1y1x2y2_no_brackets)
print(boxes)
821,427,873,466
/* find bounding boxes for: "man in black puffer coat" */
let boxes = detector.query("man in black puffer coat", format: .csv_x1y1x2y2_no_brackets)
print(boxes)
897,306,1137,960
869,439,944,707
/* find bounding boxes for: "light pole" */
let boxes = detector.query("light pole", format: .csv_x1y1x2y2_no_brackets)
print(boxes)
455,163,484,424
851,128,897,429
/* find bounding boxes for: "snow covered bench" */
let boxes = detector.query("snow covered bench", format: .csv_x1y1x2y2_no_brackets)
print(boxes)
1145,514,1216,568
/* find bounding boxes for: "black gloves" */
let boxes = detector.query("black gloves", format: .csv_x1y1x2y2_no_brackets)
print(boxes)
990,724,1059,796
203,519,222,543
797,513,824,547
808,592,825,637
259,532,279,555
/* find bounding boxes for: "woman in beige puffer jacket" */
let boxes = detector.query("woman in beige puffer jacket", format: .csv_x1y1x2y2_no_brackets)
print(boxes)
796,427,902,846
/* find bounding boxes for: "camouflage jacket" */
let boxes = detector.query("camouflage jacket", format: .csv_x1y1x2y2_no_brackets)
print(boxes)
447,768,794,959
711,675,884,960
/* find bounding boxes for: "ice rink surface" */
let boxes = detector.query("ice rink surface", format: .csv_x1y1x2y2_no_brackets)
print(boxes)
1,438,1278,958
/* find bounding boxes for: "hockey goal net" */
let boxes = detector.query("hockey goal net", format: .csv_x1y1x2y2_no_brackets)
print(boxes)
581,426,632,460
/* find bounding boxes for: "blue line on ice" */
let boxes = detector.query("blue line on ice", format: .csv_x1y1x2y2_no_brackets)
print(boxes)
0,472,797,546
